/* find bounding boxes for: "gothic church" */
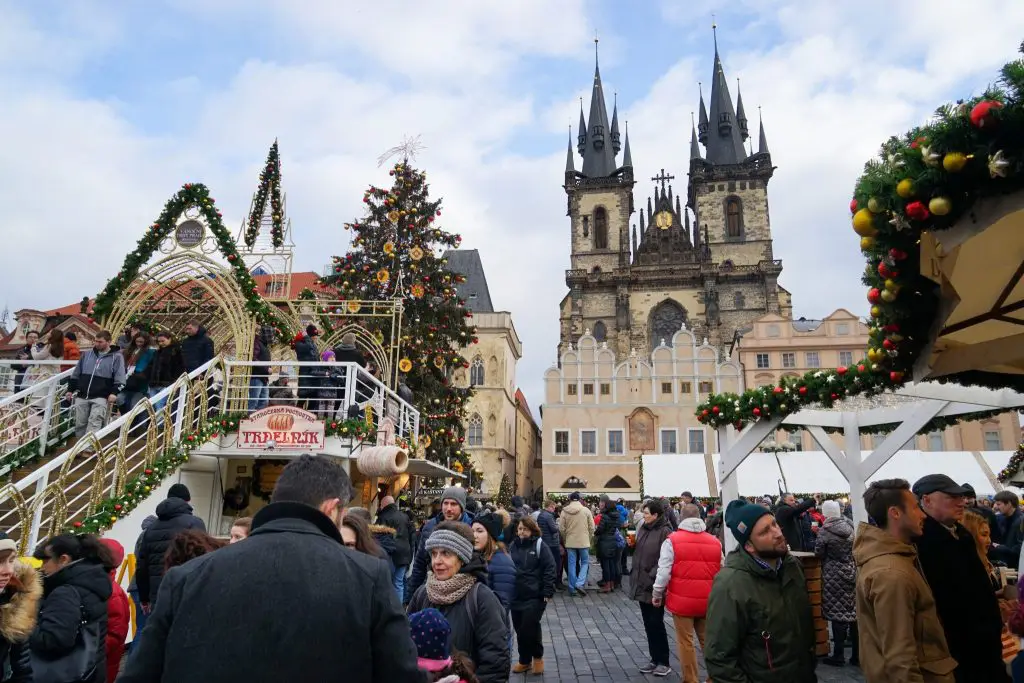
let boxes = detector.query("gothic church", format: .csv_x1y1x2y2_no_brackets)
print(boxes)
559,38,792,361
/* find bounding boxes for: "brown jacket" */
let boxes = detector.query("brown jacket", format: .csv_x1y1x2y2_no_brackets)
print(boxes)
853,522,957,683
558,501,594,549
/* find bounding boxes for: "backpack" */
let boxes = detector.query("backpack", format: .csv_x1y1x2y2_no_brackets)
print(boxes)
614,529,626,549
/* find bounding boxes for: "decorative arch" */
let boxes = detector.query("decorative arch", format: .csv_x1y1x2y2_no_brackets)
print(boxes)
592,321,607,342
605,475,630,489
648,300,688,350
467,413,483,446
562,476,587,489
319,323,390,378
724,196,744,238
594,206,609,249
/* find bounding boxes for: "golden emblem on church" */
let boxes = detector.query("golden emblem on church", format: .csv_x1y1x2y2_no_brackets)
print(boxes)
654,210,673,230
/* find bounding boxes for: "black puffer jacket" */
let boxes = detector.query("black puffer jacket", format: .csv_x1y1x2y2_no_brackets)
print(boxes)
145,343,186,388
508,535,555,610
30,559,112,683
407,554,510,683
370,524,397,570
180,327,214,372
376,503,415,568
135,497,207,604
536,509,560,558
0,562,41,683
595,506,621,559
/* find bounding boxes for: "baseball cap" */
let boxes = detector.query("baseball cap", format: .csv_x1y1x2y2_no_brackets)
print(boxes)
912,474,971,497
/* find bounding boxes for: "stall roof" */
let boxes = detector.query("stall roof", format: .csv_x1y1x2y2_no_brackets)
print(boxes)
405,459,466,479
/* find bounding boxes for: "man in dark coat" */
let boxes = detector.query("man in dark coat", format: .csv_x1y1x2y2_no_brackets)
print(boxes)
991,489,1024,569
536,499,563,589
248,327,273,412
294,325,320,411
912,474,1010,683
119,454,424,683
179,320,214,372
376,495,416,601
134,484,206,612
774,492,818,552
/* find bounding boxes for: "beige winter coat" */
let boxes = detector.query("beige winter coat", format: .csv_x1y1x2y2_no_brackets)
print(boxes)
558,501,595,549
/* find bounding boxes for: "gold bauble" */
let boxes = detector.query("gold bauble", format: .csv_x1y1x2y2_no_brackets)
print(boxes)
896,179,915,199
852,209,878,237
929,196,952,216
884,279,898,291
859,236,876,250
867,197,884,213
880,290,897,303
870,306,881,318
867,348,879,362
942,152,969,172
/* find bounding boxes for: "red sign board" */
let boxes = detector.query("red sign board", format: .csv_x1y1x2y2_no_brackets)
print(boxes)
238,406,325,451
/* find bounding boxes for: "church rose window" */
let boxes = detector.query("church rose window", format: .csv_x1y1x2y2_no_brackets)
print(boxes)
726,197,743,238
649,301,687,349
594,207,608,249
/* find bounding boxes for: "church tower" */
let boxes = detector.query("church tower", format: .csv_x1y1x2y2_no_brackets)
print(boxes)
560,41,635,358
688,28,784,322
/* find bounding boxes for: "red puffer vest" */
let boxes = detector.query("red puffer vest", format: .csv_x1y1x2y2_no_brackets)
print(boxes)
664,528,722,618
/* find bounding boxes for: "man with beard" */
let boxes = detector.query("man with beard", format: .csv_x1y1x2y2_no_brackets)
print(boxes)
704,499,817,682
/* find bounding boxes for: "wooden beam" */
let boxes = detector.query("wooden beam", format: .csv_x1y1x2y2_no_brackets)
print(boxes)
928,331,1024,377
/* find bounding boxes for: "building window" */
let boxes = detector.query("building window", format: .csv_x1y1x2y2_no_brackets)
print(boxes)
582,215,589,237
680,381,692,394
600,383,610,395
806,352,820,368
699,381,713,394
608,430,624,455
581,430,597,455
766,324,780,337
837,323,850,335
567,384,578,396
592,321,607,342
554,430,569,455
660,429,678,454
594,207,608,249
734,292,745,309
661,382,672,394
781,352,795,369
984,430,1003,450
470,356,485,386
688,428,705,454
725,197,743,238
649,300,687,350
468,414,483,446
583,383,594,396
788,432,803,451
838,351,854,366
756,353,770,369
927,431,944,451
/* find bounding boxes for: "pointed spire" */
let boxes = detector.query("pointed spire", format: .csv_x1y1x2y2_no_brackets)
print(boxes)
639,208,646,231
697,83,709,144
690,113,702,160
704,24,748,165
646,196,653,224
565,129,576,173
758,107,770,155
622,120,633,168
675,194,682,217
735,78,749,141
667,183,673,204
610,94,621,154
577,99,586,155
580,37,618,178
632,225,638,255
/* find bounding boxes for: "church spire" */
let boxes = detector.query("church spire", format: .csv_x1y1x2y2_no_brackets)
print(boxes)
703,25,748,165
565,129,576,173
579,38,618,178
758,107,770,155
610,94,621,155
735,79,749,141
622,120,633,168
697,83,709,144
690,113,702,160
576,100,586,156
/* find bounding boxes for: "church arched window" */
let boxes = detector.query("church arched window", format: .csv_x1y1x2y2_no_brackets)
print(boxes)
470,356,485,386
734,292,745,309
592,321,607,342
649,300,687,349
594,207,608,249
725,197,743,238
468,414,483,446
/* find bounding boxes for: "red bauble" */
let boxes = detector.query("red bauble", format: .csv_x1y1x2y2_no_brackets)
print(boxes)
73,521,83,528
857,364,866,373
773,386,784,395
970,100,1003,128
890,371,904,383
883,323,900,333
883,339,895,350
144,469,152,475
712,406,720,414
878,262,897,278
701,409,709,417
798,386,807,396
830,393,838,400
836,366,848,375
114,504,123,511
850,198,858,213
905,201,930,221
889,248,908,261
867,288,881,304
752,407,761,417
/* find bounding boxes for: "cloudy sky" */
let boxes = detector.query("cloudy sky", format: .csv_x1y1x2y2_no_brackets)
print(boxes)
2,0,1023,413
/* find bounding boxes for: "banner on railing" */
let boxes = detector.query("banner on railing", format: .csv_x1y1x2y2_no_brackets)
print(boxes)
238,406,325,451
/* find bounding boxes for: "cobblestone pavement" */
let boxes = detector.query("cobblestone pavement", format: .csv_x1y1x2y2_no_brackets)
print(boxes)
528,563,864,682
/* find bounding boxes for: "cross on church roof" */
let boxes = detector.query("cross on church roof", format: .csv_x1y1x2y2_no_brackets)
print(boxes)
651,168,675,191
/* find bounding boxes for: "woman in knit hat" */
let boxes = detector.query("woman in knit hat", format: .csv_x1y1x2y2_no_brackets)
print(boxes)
814,499,858,667
470,512,517,654
409,608,480,683
407,521,510,683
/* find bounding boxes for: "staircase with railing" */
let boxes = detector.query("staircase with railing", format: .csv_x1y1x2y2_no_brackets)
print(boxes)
0,356,420,553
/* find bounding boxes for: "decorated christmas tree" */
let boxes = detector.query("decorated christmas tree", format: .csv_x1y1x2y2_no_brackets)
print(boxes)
495,474,513,509
320,158,478,469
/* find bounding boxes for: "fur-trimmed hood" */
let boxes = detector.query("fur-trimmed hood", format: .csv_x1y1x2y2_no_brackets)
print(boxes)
0,561,42,643
369,524,396,537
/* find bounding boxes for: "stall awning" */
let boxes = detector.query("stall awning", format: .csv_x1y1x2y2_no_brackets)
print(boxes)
405,459,466,479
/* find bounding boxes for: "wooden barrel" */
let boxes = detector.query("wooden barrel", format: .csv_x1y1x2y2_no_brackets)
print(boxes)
792,551,830,656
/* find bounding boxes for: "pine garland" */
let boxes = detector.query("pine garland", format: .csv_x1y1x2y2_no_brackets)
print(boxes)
91,183,292,337
998,442,1024,483
244,141,285,248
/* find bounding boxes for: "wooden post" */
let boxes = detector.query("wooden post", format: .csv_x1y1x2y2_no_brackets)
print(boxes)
792,551,830,656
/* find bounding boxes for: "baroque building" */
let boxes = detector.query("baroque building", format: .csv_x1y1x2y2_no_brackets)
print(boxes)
559,38,790,362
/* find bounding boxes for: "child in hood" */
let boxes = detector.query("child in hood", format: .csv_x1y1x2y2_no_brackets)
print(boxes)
409,608,480,683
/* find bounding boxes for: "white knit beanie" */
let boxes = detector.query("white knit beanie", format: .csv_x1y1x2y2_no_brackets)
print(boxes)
822,500,842,520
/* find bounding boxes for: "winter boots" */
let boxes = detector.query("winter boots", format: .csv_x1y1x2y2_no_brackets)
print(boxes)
532,658,544,674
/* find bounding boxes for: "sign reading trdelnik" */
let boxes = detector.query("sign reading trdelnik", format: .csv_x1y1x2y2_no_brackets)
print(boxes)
238,406,325,450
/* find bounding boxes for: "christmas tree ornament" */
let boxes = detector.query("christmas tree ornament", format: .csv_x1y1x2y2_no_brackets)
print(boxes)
942,152,971,172
867,288,882,304
860,236,876,250
867,197,884,213
989,150,1010,178
896,179,915,199
928,196,952,216
970,100,1003,128
904,201,930,221
852,209,878,236
920,145,941,167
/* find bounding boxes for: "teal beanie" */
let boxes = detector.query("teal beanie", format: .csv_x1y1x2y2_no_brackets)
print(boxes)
726,499,772,546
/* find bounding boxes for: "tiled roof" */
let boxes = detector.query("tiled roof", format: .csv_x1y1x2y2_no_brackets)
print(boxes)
515,388,539,426
443,250,494,313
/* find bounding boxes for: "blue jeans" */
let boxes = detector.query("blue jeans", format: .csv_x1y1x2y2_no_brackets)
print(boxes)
567,547,589,592
128,587,147,644
392,564,407,604
248,378,269,412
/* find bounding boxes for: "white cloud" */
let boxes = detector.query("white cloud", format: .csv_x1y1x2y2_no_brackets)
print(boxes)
1,0,1023,422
